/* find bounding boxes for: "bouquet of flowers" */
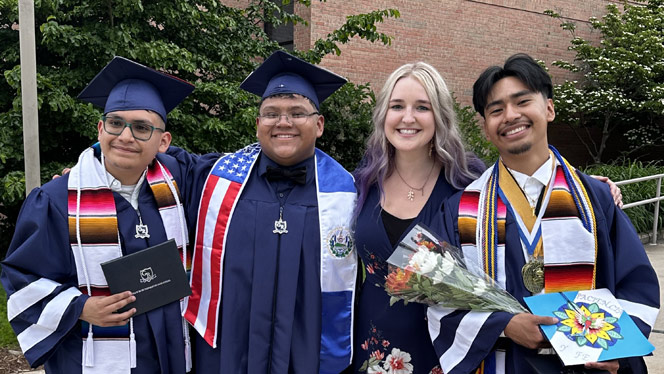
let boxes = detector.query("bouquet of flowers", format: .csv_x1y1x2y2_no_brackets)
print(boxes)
384,223,527,314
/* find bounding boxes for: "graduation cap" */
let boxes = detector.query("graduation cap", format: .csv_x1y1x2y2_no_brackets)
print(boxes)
77,56,194,123
240,50,347,110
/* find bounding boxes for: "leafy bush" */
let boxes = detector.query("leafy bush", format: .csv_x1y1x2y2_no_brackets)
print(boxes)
454,98,498,166
584,160,664,234
317,83,375,171
0,0,399,255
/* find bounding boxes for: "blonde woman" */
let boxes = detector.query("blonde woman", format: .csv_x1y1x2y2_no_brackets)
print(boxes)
351,62,483,373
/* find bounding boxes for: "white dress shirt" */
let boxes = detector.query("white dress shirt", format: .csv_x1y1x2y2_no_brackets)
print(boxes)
507,156,553,209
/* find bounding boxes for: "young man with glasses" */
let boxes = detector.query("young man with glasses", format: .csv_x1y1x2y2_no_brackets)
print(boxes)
2,57,194,373
170,50,357,373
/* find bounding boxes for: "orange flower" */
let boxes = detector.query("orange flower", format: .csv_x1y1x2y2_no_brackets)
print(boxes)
385,268,413,293
419,239,436,251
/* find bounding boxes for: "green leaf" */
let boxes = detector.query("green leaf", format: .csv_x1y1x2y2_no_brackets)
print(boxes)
553,311,569,319
557,325,572,333
588,303,600,313
576,336,588,346
598,338,609,350
607,330,623,340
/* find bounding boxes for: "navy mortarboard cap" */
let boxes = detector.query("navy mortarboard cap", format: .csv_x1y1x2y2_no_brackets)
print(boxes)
240,50,347,110
77,56,194,123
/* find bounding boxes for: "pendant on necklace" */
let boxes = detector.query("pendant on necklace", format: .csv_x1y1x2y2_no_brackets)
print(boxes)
273,207,288,234
407,189,415,201
135,216,150,239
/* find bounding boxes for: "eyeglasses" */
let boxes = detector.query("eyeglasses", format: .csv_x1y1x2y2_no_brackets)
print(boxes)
101,115,165,141
258,112,320,125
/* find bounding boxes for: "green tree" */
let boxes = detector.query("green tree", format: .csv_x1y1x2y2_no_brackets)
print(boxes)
454,97,498,166
0,0,399,252
546,0,664,164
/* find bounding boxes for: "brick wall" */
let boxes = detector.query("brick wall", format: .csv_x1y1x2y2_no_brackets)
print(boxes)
301,0,624,107
220,0,622,105
219,0,634,165
300,0,634,165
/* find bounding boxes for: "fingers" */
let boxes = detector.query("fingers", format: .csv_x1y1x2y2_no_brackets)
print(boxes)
104,291,136,310
80,292,137,327
585,360,619,374
102,307,137,326
534,315,559,325
52,168,72,180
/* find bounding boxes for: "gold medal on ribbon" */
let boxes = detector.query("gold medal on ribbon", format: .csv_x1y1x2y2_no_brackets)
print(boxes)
522,258,544,294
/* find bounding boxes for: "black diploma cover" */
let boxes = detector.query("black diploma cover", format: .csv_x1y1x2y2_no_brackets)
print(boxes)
101,239,191,316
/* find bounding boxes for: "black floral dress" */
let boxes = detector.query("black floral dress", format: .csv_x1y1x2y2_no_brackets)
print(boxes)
353,173,457,374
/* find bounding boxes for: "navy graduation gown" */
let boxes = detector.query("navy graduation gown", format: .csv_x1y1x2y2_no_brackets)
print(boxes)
352,173,457,374
1,153,190,373
181,150,324,373
431,171,660,374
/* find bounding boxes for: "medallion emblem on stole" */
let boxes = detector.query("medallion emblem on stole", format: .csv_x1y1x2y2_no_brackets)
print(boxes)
327,226,353,258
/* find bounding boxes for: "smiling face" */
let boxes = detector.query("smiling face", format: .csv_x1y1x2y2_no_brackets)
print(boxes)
256,94,324,166
97,109,171,184
384,76,436,157
482,76,554,162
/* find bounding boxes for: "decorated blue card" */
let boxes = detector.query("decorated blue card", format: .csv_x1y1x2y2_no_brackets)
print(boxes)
524,288,654,365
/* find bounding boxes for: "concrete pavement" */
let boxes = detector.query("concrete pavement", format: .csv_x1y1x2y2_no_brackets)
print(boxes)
644,241,664,372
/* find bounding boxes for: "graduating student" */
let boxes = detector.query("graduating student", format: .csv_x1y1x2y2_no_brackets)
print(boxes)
431,54,659,374
175,50,358,373
351,62,484,373
2,57,194,373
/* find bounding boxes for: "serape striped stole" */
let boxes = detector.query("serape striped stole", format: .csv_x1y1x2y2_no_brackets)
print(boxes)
457,146,598,374
68,146,188,373
183,143,358,372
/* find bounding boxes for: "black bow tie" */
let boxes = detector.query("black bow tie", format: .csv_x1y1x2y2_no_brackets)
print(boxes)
265,165,307,185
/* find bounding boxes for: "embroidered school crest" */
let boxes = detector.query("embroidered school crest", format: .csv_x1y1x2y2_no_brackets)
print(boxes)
327,226,353,258
140,267,157,283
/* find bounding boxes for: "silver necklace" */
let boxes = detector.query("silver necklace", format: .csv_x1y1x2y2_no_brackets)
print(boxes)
394,162,435,201
273,206,288,234
135,213,150,239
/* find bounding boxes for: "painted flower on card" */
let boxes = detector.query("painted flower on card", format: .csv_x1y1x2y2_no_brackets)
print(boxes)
383,348,414,374
385,268,413,293
554,302,623,350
